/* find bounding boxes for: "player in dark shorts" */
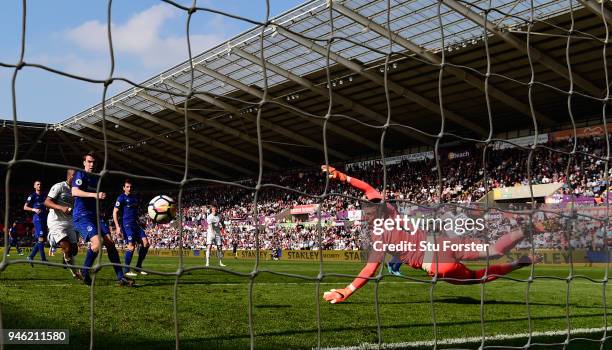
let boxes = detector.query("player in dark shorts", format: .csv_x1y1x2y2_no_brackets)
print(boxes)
72,151,133,287
113,179,150,276
24,180,48,265
6,221,23,256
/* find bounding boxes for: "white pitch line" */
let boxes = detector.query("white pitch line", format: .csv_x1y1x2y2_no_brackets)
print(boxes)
320,327,612,350
2,279,610,349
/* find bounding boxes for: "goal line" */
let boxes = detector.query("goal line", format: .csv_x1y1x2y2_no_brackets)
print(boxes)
322,326,612,350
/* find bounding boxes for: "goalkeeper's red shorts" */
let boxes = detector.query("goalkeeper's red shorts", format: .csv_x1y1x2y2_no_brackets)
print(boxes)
423,261,514,285
420,236,478,280
424,262,474,280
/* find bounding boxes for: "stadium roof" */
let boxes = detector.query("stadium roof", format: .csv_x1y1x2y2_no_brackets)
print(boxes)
3,0,612,180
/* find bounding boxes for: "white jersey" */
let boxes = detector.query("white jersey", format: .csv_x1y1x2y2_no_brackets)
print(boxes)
206,213,223,246
47,181,73,227
207,213,222,234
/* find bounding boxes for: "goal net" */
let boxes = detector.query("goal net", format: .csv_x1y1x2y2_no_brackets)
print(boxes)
1,0,611,349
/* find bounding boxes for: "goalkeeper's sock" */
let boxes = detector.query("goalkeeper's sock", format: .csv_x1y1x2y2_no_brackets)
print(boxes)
123,250,134,273
106,245,125,280
38,242,47,261
136,246,149,268
28,243,39,259
82,248,98,279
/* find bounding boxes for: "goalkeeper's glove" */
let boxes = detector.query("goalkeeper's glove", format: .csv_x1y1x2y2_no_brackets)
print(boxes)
321,165,348,182
323,287,353,304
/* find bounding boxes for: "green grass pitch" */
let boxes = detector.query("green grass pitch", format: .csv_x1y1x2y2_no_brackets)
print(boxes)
1,254,610,349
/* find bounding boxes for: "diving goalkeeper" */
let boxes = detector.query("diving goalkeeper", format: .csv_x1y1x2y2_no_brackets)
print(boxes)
321,165,543,304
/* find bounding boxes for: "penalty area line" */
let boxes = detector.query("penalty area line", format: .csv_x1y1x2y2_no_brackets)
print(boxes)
321,326,612,350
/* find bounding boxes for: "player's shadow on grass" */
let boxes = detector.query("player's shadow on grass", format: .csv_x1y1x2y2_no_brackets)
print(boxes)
435,296,601,309
134,280,246,288
173,312,608,342
350,296,601,309
2,307,606,349
254,304,292,309
131,275,302,287
1,276,74,282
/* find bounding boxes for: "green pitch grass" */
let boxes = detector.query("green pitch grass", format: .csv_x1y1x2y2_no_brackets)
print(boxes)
1,254,610,349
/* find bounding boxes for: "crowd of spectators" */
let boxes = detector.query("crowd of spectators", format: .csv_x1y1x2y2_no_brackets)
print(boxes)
3,134,611,252
131,135,610,252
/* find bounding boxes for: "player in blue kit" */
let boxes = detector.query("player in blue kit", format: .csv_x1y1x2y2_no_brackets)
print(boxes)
72,151,133,287
6,221,24,256
113,179,150,277
387,255,402,276
24,180,48,265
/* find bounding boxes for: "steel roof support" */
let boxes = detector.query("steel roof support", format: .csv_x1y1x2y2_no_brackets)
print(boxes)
102,114,253,176
113,102,273,170
194,64,379,151
136,91,315,166
440,0,601,99
232,47,433,145
577,0,612,29
57,143,70,165
55,130,84,165
22,126,48,159
162,79,348,160
57,128,175,179
75,120,225,178
56,130,88,163
276,26,490,135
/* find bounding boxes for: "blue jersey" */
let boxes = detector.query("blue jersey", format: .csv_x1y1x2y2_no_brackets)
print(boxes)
25,192,47,220
9,226,17,239
71,170,100,220
115,193,140,227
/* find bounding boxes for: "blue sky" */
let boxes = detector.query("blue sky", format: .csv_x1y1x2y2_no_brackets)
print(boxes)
0,0,304,124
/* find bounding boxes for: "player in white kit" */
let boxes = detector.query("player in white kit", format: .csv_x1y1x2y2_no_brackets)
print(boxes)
205,206,226,267
45,169,81,279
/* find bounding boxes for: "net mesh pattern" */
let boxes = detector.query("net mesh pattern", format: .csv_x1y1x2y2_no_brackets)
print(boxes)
1,0,611,349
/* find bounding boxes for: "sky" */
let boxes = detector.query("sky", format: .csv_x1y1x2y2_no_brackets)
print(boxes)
0,0,305,124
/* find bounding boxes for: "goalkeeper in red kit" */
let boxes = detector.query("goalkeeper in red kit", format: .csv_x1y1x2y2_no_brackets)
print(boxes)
321,165,544,304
